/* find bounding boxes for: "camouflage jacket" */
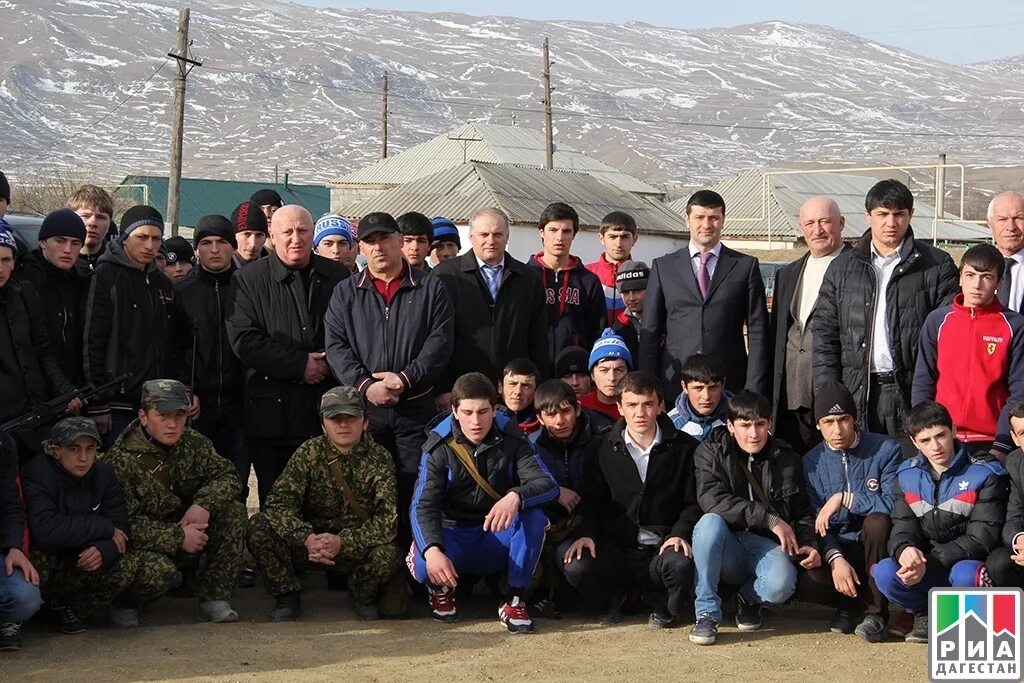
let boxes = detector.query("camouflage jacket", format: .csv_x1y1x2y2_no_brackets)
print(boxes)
264,434,397,555
101,420,242,556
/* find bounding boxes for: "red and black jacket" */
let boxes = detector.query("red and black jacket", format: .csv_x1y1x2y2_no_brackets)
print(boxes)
528,253,606,367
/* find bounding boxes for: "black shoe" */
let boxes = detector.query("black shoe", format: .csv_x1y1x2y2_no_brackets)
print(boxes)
596,593,624,625
854,613,887,643
269,593,301,622
648,610,676,629
829,609,858,634
50,601,86,635
528,596,562,620
354,599,380,621
0,622,22,652
735,593,763,632
906,613,929,643
689,613,719,645
238,567,257,589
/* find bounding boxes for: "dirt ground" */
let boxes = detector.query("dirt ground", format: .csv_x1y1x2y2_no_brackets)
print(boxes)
4,579,929,683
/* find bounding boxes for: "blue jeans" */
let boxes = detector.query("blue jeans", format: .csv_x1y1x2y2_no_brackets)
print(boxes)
410,508,547,591
691,513,798,622
0,555,43,623
194,398,249,498
872,557,986,614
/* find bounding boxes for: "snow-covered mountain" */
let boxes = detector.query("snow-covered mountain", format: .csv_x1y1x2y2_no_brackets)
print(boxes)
2,0,1022,188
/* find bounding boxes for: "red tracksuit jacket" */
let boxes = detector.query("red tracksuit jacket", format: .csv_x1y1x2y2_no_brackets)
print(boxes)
912,294,1024,453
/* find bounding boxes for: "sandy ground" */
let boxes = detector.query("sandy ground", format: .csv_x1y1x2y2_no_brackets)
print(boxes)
4,577,929,683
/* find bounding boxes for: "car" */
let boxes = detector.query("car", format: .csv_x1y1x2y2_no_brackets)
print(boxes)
759,261,787,312
2,212,44,259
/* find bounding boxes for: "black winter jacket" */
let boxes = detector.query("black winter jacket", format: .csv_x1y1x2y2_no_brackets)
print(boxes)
431,251,549,392
889,445,1007,568
0,433,25,553
695,429,818,550
226,253,349,444
21,450,129,569
173,265,243,404
812,228,959,425
325,264,453,401
0,278,75,423
14,249,88,387
1003,449,1024,549
82,239,179,414
527,254,606,366
531,410,604,522
410,412,558,555
576,415,702,547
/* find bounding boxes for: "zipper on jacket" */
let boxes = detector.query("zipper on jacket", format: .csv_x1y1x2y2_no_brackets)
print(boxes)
215,279,224,408
841,452,851,496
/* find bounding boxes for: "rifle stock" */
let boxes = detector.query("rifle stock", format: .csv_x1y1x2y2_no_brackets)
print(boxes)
0,373,132,435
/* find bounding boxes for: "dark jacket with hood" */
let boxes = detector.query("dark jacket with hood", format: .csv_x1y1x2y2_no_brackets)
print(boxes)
889,445,1007,568
325,263,453,403
530,409,604,522
15,249,89,387
0,278,75,424
173,264,244,404
528,253,606,365
410,411,558,555
812,227,959,427
225,252,349,444
0,433,25,554
695,428,818,550
576,414,701,547
21,445,129,570
82,239,178,414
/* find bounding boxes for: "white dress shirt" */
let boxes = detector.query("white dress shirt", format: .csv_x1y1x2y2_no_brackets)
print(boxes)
688,241,723,282
1005,252,1024,313
623,425,662,545
869,239,909,373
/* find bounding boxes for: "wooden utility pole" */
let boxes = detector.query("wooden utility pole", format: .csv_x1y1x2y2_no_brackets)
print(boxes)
381,70,389,159
542,37,553,170
166,7,202,236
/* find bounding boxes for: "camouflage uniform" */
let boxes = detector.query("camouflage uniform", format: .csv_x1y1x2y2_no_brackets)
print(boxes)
33,550,176,615
101,419,246,603
247,433,401,603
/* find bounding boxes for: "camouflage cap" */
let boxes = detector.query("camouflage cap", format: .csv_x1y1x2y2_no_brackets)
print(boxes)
50,417,101,447
141,379,191,412
320,385,365,419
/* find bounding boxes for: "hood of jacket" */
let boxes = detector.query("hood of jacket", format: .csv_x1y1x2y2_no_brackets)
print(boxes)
98,237,157,273
673,389,733,427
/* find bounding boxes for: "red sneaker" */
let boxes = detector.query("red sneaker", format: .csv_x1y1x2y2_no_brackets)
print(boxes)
428,585,458,623
498,596,534,634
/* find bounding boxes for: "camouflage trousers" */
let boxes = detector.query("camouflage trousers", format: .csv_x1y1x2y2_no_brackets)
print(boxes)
246,512,401,603
170,500,247,602
33,550,177,615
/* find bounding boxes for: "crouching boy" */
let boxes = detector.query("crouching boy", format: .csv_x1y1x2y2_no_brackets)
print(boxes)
408,372,558,634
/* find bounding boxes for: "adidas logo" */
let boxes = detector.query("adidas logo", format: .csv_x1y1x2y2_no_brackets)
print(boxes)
828,403,844,414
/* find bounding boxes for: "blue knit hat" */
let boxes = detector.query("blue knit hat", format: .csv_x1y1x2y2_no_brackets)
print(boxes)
0,220,15,254
314,216,354,248
430,217,461,249
588,328,633,371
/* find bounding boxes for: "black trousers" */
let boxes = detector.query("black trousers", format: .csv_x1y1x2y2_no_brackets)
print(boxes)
867,375,915,458
796,512,891,615
249,438,304,508
368,396,436,550
561,539,694,617
776,405,821,455
986,547,1024,588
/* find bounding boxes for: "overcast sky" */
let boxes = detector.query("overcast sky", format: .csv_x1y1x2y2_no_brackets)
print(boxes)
297,0,1023,64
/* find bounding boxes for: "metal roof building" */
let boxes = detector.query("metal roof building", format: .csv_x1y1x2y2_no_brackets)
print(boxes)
331,123,666,210
667,170,990,245
120,175,331,229
341,161,686,237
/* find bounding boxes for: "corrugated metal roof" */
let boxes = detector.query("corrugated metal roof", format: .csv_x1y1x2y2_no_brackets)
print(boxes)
668,170,990,242
120,175,331,228
341,161,687,237
332,123,666,197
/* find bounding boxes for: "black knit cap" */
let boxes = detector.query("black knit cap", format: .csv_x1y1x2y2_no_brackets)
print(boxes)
38,208,86,242
163,236,194,264
231,201,267,235
0,171,9,204
555,346,589,377
119,205,164,241
250,189,283,208
813,380,858,424
193,214,237,249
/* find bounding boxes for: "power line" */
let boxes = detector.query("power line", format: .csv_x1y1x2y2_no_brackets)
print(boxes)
77,58,170,136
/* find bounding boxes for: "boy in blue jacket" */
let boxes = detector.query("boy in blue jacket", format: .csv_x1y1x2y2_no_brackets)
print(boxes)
409,372,558,634
667,354,732,441
799,382,902,642
872,401,1008,643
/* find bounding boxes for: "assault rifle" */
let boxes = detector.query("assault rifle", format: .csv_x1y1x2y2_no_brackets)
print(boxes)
0,373,132,435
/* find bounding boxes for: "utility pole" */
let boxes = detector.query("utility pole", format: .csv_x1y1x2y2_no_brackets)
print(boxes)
541,37,553,170
381,70,389,159
933,153,946,246
166,7,202,236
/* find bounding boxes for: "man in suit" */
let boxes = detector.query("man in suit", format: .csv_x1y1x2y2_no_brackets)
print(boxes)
640,190,770,403
991,191,1024,313
431,207,549,409
770,197,848,453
